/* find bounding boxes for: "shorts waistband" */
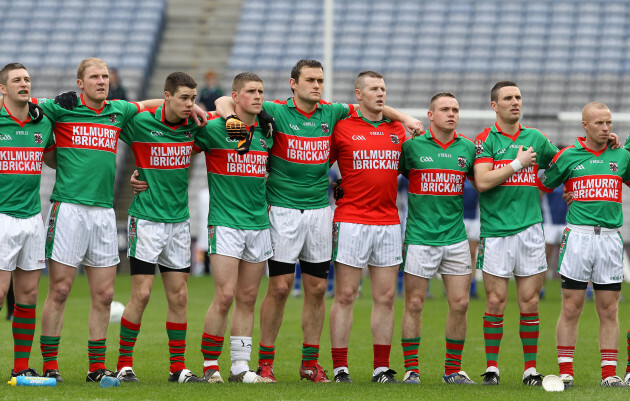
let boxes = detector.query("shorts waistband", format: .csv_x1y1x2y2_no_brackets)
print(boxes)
566,224,618,236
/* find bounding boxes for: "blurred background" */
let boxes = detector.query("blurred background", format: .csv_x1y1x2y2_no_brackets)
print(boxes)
2,0,630,270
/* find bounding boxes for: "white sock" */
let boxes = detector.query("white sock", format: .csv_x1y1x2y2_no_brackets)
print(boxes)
334,367,348,376
373,366,388,376
231,360,249,376
486,366,499,374
523,367,537,379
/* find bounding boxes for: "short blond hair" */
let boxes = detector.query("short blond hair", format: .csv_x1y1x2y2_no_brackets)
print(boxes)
581,102,609,121
77,57,108,80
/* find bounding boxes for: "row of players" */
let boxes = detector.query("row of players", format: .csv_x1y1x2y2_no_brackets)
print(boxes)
1,58,629,387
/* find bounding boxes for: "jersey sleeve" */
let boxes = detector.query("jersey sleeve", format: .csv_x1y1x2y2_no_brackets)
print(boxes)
474,129,493,164
118,100,141,124
399,141,410,176
538,152,567,193
119,118,134,146
35,98,60,123
262,101,281,116
44,123,55,151
330,102,352,125
195,122,217,153
329,129,339,165
624,135,630,152
537,133,559,169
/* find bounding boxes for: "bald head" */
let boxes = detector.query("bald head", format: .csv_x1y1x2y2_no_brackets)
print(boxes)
582,102,609,122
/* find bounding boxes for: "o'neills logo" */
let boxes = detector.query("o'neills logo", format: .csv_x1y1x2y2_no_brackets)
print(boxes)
133,142,193,170
494,160,537,186
352,149,400,170
0,147,44,174
565,175,622,203
55,122,119,153
271,132,330,165
409,168,466,196
206,149,268,177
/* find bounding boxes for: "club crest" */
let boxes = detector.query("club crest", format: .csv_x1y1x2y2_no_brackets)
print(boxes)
321,122,329,134
108,114,117,123
458,157,467,168
475,141,484,155
184,131,192,139
260,138,268,150
390,134,399,144
34,133,43,144
610,162,618,172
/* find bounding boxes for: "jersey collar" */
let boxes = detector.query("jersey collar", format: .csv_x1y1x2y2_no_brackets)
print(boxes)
287,97,319,118
354,109,390,128
575,136,607,157
1,104,32,127
426,127,458,149
492,121,522,141
79,93,108,114
158,104,189,130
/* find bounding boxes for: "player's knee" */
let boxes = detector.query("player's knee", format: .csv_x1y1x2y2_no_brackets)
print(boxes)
236,287,258,309
133,287,153,308
405,296,424,314
269,280,292,301
51,283,72,304
214,290,235,313
169,288,188,309
20,287,39,305
450,296,469,314
375,287,396,310
95,287,115,307
596,303,618,321
335,286,358,306
304,280,327,299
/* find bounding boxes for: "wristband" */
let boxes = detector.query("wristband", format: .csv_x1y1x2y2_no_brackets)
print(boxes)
510,159,522,173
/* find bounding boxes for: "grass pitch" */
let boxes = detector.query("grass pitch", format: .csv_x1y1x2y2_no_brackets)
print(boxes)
2,274,630,400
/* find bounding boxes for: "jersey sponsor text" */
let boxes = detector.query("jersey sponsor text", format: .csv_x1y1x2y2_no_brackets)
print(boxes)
55,122,119,153
494,160,537,186
0,147,44,174
409,169,466,196
352,149,400,170
565,175,622,203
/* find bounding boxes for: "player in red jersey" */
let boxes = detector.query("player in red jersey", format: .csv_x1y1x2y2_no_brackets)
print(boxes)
215,60,423,382
328,71,406,383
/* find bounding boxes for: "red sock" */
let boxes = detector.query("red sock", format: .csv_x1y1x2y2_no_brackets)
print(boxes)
601,349,618,380
373,344,391,370
557,346,574,376
331,347,348,370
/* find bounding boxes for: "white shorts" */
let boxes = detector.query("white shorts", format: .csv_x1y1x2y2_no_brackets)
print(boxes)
332,222,402,268
0,213,46,271
403,240,472,278
559,224,624,285
45,202,120,268
209,225,273,264
477,223,547,278
269,205,332,264
464,218,480,242
128,217,191,269
543,224,564,245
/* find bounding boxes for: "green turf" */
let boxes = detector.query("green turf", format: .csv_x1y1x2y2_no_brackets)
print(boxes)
2,275,630,400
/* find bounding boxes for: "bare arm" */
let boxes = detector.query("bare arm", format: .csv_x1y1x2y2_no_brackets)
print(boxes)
215,96,236,118
473,145,536,192
137,99,208,127
382,105,424,135
43,150,56,169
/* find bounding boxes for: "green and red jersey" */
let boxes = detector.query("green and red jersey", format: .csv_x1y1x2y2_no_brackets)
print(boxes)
330,110,406,225
35,94,139,208
0,105,55,218
539,137,630,228
474,123,558,237
400,129,476,246
195,117,273,230
262,98,354,209
120,105,199,223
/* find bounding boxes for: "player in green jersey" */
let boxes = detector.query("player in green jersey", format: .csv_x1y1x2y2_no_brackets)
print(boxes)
215,59,423,382
0,63,55,379
540,102,630,388
114,72,206,383
0,58,204,383
399,92,477,385
473,81,558,386
196,73,273,384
